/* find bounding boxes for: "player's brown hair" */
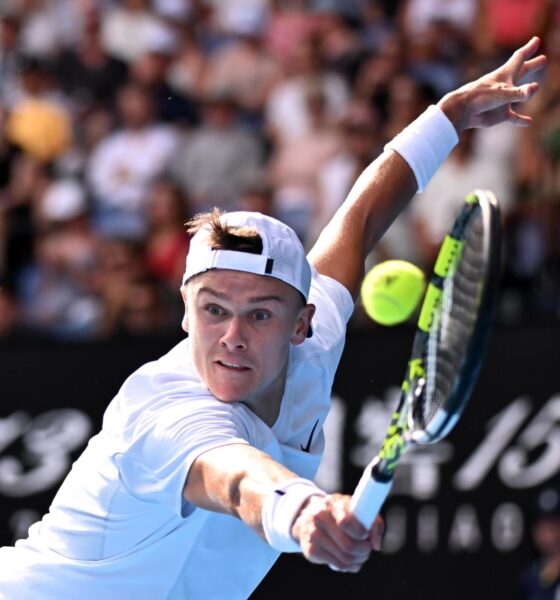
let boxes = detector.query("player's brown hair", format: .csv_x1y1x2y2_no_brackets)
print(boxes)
185,208,263,254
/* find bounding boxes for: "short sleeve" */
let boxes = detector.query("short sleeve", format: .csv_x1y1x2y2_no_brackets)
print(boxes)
114,398,250,516
312,269,354,323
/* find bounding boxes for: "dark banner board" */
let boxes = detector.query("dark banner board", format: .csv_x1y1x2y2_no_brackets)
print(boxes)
1,326,559,600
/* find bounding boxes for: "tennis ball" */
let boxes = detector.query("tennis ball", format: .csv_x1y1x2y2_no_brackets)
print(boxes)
361,260,426,326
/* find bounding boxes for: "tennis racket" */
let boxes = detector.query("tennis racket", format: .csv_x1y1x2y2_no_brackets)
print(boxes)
350,189,502,528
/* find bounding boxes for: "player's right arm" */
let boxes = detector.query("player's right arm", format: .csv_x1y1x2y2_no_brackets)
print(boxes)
183,443,383,571
307,37,546,299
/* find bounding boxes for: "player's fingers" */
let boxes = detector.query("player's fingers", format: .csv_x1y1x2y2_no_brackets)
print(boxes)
518,54,547,81
513,81,540,103
330,498,369,542
306,520,368,568
506,36,541,71
506,106,533,127
492,81,539,106
316,511,371,562
369,516,385,551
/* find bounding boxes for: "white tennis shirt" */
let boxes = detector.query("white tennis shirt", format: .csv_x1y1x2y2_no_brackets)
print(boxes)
0,270,354,599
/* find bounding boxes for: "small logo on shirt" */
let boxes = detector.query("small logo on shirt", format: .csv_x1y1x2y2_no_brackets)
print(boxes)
300,419,320,453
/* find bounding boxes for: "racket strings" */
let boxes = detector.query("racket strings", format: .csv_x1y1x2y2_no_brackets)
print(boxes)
421,212,485,428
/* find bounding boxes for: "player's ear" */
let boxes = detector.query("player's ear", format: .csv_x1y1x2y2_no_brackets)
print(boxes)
291,303,315,345
180,285,189,333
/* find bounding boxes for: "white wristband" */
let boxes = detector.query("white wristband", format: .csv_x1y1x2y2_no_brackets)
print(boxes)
262,478,326,553
385,104,459,192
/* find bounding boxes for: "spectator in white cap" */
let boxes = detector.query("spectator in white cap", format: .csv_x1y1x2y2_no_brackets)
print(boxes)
17,179,101,339
0,38,546,599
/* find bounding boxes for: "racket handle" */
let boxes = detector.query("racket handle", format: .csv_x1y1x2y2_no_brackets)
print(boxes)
350,458,394,529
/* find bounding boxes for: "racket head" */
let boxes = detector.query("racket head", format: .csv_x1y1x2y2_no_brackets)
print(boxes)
405,189,501,444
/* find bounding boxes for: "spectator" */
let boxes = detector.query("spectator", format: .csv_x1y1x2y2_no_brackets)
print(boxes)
410,128,516,269
234,173,276,216
100,0,176,65
405,19,463,97
353,32,404,121
520,488,560,600
15,0,73,59
268,84,343,243
265,34,350,145
360,0,397,53
17,179,101,340
201,15,281,125
0,14,24,107
264,0,316,67
474,0,559,59
53,5,128,114
5,57,73,163
309,100,384,247
92,236,146,338
145,177,191,290
170,90,264,211
313,5,366,86
87,82,179,239
165,20,208,102
381,73,437,142
0,0,559,339
398,0,476,42
129,44,198,125
113,275,178,338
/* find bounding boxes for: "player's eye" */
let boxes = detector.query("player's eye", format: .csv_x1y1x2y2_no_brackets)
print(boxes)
252,310,271,322
205,304,224,316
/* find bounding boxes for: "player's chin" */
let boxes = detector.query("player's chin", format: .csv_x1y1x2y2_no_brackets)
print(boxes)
208,373,256,403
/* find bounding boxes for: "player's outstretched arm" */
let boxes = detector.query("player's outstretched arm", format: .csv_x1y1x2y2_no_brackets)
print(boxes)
183,443,383,571
307,37,546,299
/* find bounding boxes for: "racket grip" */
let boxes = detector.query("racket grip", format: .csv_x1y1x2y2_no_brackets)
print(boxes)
350,458,394,529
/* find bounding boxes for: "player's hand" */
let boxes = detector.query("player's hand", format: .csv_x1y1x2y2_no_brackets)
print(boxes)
291,493,384,572
439,36,547,133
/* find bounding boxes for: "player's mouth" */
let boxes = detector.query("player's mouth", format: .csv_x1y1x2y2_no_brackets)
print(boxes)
216,360,250,371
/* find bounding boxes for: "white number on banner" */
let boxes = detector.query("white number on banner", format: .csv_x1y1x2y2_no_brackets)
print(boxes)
0,409,92,497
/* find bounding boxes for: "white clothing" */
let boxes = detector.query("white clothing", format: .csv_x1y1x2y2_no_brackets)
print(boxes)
402,0,476,37
0,270,354,600
87,126,179,213
101,8,174,64
266,74,350,143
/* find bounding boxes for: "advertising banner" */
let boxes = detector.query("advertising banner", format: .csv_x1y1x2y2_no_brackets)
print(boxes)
1,327,558,599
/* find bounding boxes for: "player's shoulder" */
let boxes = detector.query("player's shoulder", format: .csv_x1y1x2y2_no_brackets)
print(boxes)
304,267,354,352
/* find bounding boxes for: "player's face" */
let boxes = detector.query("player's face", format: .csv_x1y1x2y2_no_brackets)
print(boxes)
182,270,314,420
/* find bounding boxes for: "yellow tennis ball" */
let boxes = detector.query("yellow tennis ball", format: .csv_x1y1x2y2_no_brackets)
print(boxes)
361,260,426,326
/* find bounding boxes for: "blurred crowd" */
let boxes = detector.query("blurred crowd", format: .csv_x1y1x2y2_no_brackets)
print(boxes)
0,0,560,341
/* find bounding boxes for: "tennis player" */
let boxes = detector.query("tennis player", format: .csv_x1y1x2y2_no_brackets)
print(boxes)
0,38,546,599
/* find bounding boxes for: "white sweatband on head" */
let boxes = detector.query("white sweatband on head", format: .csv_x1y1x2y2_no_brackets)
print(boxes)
262,478,327,553
385,104,459,192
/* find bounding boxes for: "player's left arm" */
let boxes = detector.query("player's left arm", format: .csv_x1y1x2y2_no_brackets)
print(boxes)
307,37,546,300
183,442,383,571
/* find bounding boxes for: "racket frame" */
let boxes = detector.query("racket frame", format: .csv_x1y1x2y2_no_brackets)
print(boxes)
350,189,501,528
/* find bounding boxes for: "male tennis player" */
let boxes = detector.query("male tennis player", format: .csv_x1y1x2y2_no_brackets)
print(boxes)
0,38,546,599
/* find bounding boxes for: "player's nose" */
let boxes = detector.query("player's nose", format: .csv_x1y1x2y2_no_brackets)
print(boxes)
219,316,248,350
